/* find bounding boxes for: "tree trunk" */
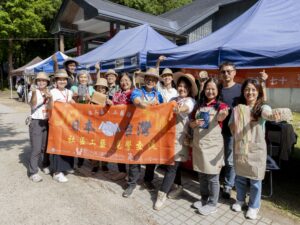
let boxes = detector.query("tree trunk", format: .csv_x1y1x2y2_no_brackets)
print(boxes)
8,38,14,98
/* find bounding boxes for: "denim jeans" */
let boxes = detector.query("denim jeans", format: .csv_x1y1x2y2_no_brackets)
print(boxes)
223,134,236,189
160,162,181,193
127,164,155,187
199,173,220,206
235,175,262,209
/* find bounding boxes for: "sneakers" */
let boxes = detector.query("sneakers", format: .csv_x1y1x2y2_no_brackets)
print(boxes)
246,207,259,220
222,187,231,199
232,201,245,212
53,172,68,183
154,191,167,210
42,167,50,175
142,181,156,191
192,198,207,209
66,169,75,174
30,173,43,183
198,204,217,216
167,184,183,199
122,186,136,198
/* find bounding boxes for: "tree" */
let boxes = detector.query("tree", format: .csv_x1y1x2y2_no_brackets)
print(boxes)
0,0,61,88
111,0,192,15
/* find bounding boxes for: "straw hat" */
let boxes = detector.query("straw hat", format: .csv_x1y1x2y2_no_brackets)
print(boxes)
54,69,69,79
173,72,198,97
161,68,173,77
91,92,107,105
34,72,50,84
105,69,118,77
140,67,160,79
63,58,79,67
94,78,108,88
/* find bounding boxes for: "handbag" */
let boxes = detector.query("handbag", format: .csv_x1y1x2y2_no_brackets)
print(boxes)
25,101,47,126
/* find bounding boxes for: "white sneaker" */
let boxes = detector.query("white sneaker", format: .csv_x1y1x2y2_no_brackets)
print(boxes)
53,172,68,183
246,207,259,220
30,173,43,182
154,191,167,210
232,200,245,212
192,199,207,209
167,184,183,199
42,167,50,175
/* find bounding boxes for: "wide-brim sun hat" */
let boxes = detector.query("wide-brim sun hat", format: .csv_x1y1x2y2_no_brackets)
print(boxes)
63,58,79,67
54,69,69,79
173,72,198,97
95,78,108,88
161,68,173,77
140,67,160,80
105,69,118,77
34,72,50,84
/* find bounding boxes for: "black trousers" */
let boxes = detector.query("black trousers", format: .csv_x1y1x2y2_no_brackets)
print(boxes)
118,163,127,173
127,164,156,187
51,155,74,173
29,119,50,175
160,161,182,193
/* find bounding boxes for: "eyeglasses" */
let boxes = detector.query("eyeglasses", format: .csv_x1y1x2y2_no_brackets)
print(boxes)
220,70,235,75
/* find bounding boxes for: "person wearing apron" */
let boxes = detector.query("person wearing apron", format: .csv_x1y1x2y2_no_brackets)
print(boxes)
122,68,164,198
154,72,197,210
229,78,281,220
190,78,229,216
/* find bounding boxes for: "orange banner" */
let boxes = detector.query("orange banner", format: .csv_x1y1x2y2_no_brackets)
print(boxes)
47,102,176,165
183,67,300,88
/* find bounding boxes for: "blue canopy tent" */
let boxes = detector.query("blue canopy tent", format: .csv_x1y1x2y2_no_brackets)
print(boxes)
75,24,177,71
147,0,300,69
25,51,69,75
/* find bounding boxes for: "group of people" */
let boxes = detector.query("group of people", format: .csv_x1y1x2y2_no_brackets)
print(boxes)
27,56,281,220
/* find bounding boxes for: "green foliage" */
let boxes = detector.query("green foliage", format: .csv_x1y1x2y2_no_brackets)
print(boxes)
0,0,63,71
111,0,192,15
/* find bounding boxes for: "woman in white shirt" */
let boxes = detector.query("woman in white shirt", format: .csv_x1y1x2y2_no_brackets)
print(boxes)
157,68,178,102
28,72,52,182
154,72,197,210
49,69,74,183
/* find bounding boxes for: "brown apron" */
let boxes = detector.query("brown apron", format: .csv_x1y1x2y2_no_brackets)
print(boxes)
234,120,267,180
192,107,224,174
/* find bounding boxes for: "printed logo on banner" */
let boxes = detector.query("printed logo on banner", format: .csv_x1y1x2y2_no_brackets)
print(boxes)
115,58,124,69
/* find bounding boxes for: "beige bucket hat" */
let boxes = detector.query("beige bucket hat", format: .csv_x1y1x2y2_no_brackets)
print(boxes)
161,68,173,77
140,67,160,79
105,69,118,77
34,72,50,84
94,78,108,88
54,69,69,79
173,72,198,97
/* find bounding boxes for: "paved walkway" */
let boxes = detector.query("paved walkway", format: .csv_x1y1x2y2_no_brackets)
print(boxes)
0,92,298,225
77,162,294,225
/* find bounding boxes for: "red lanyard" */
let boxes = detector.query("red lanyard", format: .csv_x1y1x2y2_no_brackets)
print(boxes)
59,89,68,101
